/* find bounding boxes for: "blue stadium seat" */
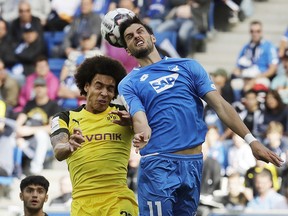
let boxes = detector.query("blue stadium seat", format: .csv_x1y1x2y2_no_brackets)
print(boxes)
48,58,66,79
44,31,65,58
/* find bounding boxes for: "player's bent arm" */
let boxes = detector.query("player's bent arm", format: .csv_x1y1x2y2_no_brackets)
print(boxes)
132,111,151,141
51,132,72,161
203,91,250,138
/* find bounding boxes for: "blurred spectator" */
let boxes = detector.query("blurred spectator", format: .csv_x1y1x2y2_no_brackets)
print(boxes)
246,168,285,209
9,0,43,45
263,121,288,164
201,140,222,195
232,20,278,80
245,160,280,195
221,172,250,211
0,0,20,23
197,140,222,216
140,0,169,31
118,0,140,15
62,0,102,57
45,0,81,32
50,175,72,207
0,18,17,68
58,32,102,110
156,0,196,57
271,48,288,104
278,27,288,59
191,0,211,34
226,133,256,176
16,77,62,175
274,185,288,209
210,68,235,104
213,0,239,32
205,125,226,171
0,100,15,177
0,100,17,198
260,89,288,136
207,68,235,140
237,89,264,140
14,23,47,77
280,164,288,196
233,70,270,105
16,56,60,113
28,0,51,26
0,59,20,117
104,42,139,72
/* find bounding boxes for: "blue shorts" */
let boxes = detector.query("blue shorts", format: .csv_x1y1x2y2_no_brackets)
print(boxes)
137,153,203,216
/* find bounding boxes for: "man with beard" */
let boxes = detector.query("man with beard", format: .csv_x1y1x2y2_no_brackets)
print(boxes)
19,175,49,216
114,16,283,215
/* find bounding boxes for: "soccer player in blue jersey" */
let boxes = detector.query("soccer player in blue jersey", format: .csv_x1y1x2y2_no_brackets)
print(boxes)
115,16,283,216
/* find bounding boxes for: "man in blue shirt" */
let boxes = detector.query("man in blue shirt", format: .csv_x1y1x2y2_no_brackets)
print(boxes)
233,20,279,79
114,16,283,215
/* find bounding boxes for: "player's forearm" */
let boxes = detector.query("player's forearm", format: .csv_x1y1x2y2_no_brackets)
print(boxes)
216,99,250,138
205,92,250,139
132,111,151,140
53,142,72,161
51,133,72,161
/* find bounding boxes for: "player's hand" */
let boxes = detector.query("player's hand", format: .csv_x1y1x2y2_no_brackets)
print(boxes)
68,128,85,152
250,141,283,167
133,132,149,153
109,110,132,126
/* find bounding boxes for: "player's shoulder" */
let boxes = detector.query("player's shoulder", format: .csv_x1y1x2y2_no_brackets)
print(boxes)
53,105,84,120
164,56,199,65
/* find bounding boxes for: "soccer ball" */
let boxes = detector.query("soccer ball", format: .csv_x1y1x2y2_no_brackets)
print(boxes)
101,8,135,47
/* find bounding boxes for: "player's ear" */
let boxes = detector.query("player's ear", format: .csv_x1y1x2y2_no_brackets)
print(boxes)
19,192,23,201
45,194,48,202
84,83,89,93
151,35,156,43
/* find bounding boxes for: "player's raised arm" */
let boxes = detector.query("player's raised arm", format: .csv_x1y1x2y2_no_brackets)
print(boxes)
203,90,283,167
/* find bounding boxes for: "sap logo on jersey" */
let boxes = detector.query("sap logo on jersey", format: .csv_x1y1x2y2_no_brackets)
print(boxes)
150,73,179,93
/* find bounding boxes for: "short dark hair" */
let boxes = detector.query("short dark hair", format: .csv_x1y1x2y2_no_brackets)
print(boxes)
35,55,48,65
250,20,262,27
20,175,50,192
119,16,154,48
74,55,127,97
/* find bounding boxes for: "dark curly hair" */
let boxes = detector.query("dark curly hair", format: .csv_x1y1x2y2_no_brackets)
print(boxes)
20,175,50,192
74,55,127,97
119,16,154,48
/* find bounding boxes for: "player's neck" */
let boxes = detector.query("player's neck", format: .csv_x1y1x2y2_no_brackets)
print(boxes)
24,209,46,216
137,51,162,67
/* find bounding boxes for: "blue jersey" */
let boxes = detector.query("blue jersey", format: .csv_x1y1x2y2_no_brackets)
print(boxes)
119,57,216,156
236,39,279,72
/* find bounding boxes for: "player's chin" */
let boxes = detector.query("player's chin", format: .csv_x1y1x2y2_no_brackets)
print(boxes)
93,104,109,113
